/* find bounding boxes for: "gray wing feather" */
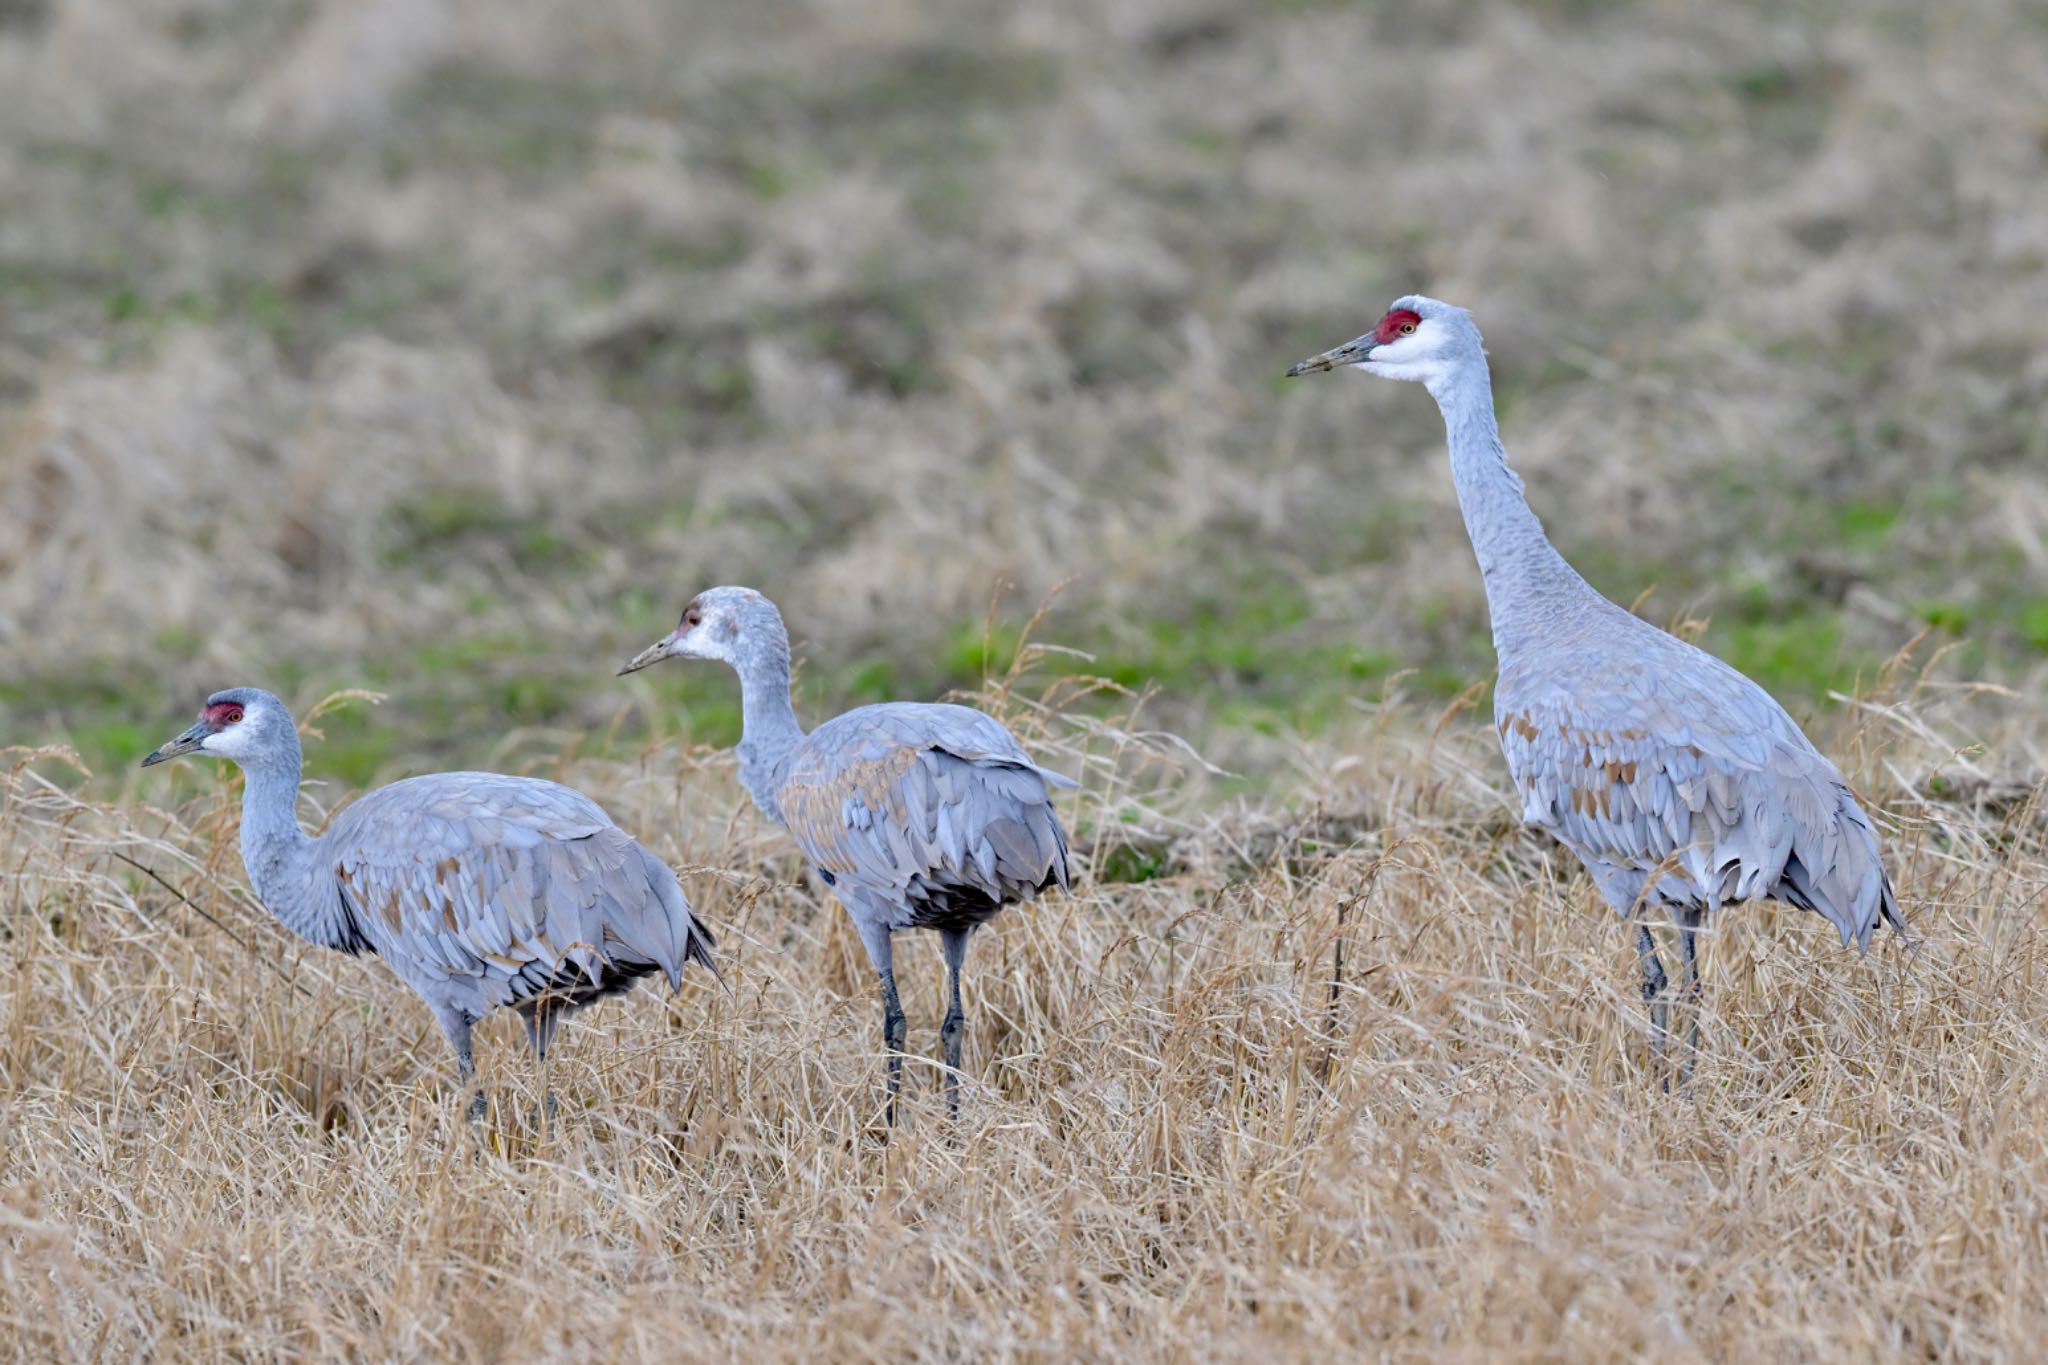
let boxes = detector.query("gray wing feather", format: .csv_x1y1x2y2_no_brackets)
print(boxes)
319,772,715,1011
1496,640,1900,951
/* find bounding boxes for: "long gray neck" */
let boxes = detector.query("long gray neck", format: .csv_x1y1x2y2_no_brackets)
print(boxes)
734,636,806,819
237,746,355,952
1426,358,1598,656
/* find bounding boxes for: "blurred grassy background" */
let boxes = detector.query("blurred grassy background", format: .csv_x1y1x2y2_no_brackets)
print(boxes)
2,0,2045,783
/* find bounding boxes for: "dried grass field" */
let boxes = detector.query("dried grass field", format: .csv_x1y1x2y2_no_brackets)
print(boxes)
3,0,2048,1359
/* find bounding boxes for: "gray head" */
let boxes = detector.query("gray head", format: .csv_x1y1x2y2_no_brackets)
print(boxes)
617,586,792,679
1285,295,1485,390
141,687,297,770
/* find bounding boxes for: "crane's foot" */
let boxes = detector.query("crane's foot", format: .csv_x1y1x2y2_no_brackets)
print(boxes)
465,1089,488,1123
530,1092,561,1128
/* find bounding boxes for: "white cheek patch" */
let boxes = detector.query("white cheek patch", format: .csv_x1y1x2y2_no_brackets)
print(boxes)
677,629,732,663
202,722,257,759
1369,331,1425,362
1357,326,1449,385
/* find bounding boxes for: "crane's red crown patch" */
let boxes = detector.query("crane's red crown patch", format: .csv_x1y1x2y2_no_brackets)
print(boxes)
203,702,244,729
1375,309,1423,345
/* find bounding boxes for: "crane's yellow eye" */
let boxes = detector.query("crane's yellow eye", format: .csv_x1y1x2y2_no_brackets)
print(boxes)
1398,321,1417,335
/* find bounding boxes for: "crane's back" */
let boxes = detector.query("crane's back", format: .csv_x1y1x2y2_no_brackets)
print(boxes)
322,771,617,844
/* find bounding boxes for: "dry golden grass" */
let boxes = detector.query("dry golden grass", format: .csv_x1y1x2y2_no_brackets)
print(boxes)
4,663,2045,1361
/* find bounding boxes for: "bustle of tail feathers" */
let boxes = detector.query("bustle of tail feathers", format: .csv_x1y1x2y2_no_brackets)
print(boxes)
1846,789,1912,956
1036,765,1081,790
635,846,723,992
684,915,724,989
1804,784,1910,958
1043,806,1073,894
1875,874,1915,956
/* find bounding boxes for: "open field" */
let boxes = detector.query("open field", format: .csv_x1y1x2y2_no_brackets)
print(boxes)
6,676,2047,1360
3,0,2048,1358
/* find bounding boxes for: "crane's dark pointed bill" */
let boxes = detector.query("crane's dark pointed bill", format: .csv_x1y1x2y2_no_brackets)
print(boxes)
141,721,209,767
1286,338,1368,376
617,637,673,676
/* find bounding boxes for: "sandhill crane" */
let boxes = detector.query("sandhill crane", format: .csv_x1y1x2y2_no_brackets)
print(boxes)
618,586,1074,1122
142,688,718,1117
1288,297,1907,1077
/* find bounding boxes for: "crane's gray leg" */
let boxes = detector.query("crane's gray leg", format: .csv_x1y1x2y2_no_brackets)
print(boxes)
519,1000,563,1123
855,917,906,1127
437,1007,487,1121
879,969,907,1127
1636,924,1670,1089
938,927,972,1122
1677,909,1704,1086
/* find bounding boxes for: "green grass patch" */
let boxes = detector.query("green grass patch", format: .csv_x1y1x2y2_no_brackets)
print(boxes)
1095,844,1164,885
1916,600,1972,633
637,673,745,750
1835,499,1900,548
302,706,399,790
931,573,1418,737
945,618,1027,682
842,660,902,705
2020,599,2048,653
70,719,158,771
1710,608,1869,701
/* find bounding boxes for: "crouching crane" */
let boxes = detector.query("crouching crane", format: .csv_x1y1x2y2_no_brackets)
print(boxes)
1288,297,1908,1079
143,688,719,1117
618,587,1074,1123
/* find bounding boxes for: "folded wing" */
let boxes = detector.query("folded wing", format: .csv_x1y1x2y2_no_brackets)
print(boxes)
776,703,1073,925
1496,646,1900,950
320,772,716,1011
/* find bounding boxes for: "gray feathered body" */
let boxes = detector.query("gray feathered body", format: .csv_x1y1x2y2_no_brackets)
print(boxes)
1495,592,1900,949
298,772,716,1028
763,702,1073,940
